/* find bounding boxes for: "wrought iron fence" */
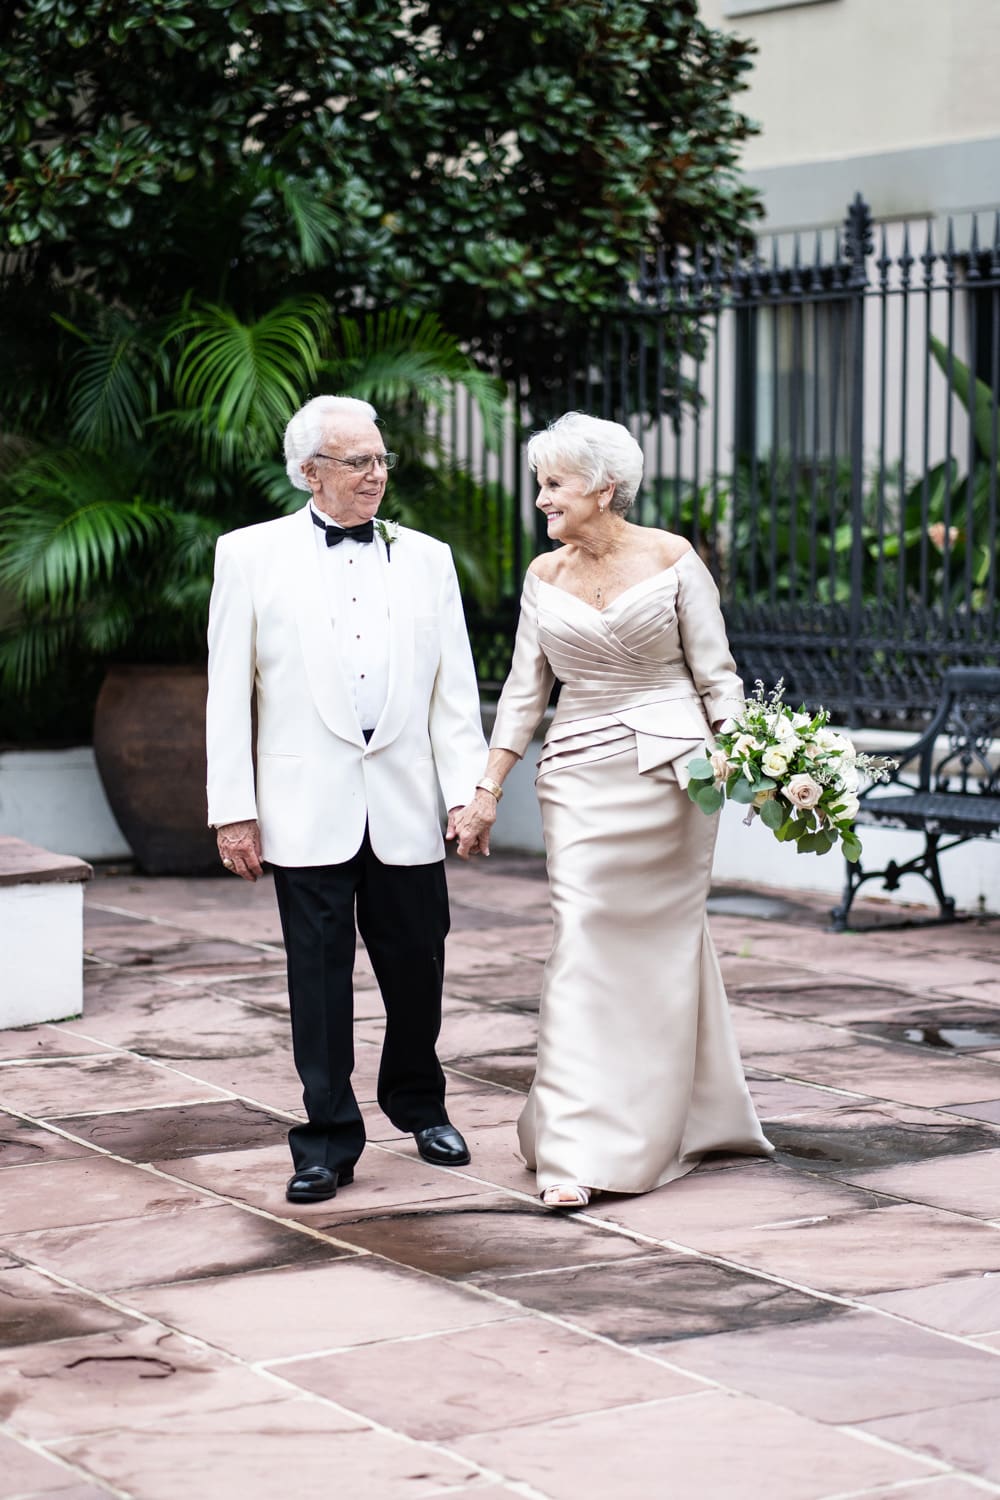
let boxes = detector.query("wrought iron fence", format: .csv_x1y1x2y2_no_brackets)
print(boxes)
454,195,1000,726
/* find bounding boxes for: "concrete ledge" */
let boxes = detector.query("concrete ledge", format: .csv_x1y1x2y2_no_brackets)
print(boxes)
0,837,92,1029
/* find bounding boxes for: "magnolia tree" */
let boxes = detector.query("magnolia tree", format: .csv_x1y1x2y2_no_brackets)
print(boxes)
1,0,760,341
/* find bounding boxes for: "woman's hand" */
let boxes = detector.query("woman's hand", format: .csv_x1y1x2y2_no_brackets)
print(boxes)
448,790,499,859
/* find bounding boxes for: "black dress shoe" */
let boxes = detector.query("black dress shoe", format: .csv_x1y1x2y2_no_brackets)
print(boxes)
414,1123,471,1166
285,1166,354,1204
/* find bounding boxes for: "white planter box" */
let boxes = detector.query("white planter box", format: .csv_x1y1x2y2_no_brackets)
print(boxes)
0,747,129,863
0,838,92,1028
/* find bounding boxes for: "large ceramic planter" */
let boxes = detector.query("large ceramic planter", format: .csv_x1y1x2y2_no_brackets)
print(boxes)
93,665,217,875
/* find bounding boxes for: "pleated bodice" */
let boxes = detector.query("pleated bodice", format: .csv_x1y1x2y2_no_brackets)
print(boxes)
491,550,746,784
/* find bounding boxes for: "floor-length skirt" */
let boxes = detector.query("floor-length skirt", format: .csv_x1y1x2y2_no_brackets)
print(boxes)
518,738,773,1194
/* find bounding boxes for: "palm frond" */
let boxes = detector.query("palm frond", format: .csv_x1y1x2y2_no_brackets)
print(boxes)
247,457,302,515
62,311,164,449
329,311,506,447
278,178,343,270
169,297,331,435
0,451,168,610
0,617,76,695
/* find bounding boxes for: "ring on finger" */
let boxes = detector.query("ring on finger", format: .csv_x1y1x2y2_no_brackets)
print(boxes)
223,858,235,868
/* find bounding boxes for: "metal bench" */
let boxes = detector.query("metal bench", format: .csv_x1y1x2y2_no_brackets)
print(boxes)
831,666,1000,931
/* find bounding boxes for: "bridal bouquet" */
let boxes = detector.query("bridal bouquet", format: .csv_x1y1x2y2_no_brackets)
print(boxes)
685,681,897,862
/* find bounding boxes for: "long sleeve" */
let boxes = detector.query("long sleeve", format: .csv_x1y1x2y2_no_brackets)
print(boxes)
205,536,258,827
490,572,556,757
427,548,489,809
676,553,745,727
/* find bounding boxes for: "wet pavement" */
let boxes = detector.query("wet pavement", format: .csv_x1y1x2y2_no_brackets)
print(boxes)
1,856,1000,1499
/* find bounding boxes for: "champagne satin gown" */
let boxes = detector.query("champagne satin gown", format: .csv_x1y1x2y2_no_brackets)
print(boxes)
490,551,773,1195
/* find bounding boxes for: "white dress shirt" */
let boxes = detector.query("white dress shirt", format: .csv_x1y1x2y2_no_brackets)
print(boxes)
310,506,390,732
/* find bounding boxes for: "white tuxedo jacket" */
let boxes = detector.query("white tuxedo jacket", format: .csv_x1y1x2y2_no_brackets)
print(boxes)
206,504,488,867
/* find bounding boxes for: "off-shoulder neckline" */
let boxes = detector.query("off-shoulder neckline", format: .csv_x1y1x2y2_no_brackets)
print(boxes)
529,549,695,615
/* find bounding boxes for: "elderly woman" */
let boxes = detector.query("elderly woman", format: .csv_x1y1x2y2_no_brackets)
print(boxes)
453,412,772,1207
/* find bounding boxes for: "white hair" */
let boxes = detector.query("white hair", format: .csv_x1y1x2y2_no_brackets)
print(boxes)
283,395,379,491
526,411,643,515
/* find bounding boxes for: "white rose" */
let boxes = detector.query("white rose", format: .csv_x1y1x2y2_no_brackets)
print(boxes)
761,746,789,777
839,762,860,791
783,773,822,809
732,734,762,759
774,716,799,744
833,790,860,820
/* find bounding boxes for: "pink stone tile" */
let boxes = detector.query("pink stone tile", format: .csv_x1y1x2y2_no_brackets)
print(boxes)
4,1201,346,1292
380,1121,535,1195
753,1041,1000,1107
51,1401,478,1500
444,1053,534,1093
358,1006,539,1059
861,1395,1000,1484
444,969,544,1003
663,1309,1000,1422
363,1086,525,1142
747,1077,857,1117
124,1258,512,1362
454,1390,931,1500
60,993,290,1061
279,1315,701,1440
840,1149,1000,1217
79,969,186,1019
0,1055,229,1116
177,1037,390,1111
0,1325,285,1441
0,1028,113,1063
157,1142,485,1223
47,1099,289,1162
720,958,814,989
936,1099,1000,1125
158,1050,311,1111
0,1264,138,1347
730,1011,852,1059
865,1274,1000,1336
697,1202,1000,1295
0,1431,102,1496
0,1116,94,1169
0,1155,206,1234
588,1161,880,1244
856,1483,1000,1500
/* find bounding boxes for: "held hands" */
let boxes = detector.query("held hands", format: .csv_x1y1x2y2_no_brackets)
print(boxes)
446,790,498,860
217,819,263,881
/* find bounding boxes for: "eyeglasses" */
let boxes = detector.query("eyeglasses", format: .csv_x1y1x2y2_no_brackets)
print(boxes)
313,451,398,472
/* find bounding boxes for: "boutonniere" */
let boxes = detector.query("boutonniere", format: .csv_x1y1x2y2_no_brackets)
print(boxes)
375,517,400,560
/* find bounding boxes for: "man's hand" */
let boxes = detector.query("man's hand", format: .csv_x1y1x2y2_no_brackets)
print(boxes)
447,791,498,860
217,819,264,882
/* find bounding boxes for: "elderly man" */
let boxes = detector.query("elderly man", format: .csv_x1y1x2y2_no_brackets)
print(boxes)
206,395,489,1203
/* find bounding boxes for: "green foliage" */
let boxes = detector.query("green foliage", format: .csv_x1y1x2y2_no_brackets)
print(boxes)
729,335,999,613
0,297,507,703
1,0,761,343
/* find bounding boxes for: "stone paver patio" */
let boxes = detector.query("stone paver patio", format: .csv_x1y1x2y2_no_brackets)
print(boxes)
2,856,1000,1499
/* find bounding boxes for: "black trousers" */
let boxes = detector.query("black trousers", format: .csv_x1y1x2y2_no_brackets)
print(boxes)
271,827,451,1173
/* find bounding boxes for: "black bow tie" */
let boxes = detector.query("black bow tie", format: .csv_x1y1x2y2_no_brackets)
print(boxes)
311,511,374,547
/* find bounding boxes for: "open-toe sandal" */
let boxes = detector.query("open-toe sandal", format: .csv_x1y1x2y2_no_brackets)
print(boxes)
540,1184,596,1209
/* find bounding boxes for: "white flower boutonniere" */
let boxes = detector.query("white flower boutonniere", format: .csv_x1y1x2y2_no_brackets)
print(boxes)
375,517,400,560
